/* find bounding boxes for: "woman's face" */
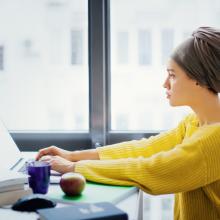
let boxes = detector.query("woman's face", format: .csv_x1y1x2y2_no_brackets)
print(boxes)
163,59,199,107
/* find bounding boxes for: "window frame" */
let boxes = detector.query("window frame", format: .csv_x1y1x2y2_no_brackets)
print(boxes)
12,0,158,151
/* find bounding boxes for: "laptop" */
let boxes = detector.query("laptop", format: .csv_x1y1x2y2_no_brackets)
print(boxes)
0,120,61,183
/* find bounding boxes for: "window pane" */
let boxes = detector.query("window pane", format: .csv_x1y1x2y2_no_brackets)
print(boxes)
111,0,220,131
143,194,174,220
161,29,174,65
138,30,152,65
0,0,88,131
71,30,83,65
117,32,129,64
0,46,4,70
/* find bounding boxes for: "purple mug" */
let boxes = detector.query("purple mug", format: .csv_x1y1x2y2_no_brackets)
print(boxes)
27,161,51,194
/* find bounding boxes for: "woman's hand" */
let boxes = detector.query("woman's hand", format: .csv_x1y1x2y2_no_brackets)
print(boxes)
35,146,72,161
36,145,100,162
40,155,75,174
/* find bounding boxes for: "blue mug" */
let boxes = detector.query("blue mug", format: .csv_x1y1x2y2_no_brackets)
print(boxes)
27,161,51,194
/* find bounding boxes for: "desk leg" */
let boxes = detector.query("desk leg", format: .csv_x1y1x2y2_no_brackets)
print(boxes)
136,190,143,220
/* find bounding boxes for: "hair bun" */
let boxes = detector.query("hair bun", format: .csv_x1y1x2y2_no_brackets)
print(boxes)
171,26,220,93
192,27,220,49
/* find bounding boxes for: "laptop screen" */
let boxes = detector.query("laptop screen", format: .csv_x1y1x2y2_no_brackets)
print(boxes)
0,120,21,171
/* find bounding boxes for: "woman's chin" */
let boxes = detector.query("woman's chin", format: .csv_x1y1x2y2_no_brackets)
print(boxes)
168,99,179,107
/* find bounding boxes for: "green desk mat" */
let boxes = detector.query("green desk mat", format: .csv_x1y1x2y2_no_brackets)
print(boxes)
48,181,137,204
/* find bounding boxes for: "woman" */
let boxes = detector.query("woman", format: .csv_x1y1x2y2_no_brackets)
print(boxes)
36,27,220,220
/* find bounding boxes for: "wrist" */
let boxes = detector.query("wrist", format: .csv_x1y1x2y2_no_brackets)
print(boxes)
69,149,99,161
69,151,80,161
67,162,75,173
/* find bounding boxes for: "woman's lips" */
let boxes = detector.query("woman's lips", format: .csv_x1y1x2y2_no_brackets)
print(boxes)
166,92,171,98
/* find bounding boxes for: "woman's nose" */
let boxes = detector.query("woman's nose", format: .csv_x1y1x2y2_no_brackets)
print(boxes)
163,77,169,89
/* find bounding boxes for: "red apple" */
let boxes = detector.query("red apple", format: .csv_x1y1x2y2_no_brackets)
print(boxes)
59,172,86,196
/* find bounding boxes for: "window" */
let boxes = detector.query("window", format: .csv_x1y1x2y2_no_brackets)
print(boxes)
0,0,219,150
71,30,83,65
0,46,4,71
117,32,129,64
161,29,174,65
138,30,152,65
110,0,220,131
0,0,88,131
143,194,174,220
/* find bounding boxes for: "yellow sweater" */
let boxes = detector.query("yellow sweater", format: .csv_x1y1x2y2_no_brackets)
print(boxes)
75,114,220,220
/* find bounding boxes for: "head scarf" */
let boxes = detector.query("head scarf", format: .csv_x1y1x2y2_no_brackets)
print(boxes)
171,27,220,94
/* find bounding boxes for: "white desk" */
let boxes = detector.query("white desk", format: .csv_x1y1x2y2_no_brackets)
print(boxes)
0,152,143,220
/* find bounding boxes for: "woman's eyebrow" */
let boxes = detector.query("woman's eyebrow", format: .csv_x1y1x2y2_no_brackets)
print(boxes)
166,68,175,72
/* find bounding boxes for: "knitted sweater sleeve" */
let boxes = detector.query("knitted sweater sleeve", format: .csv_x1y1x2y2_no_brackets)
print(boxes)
97,116,188,160
75,126,220,195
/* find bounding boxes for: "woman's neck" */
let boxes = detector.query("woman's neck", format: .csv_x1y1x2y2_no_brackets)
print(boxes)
191,94,220,126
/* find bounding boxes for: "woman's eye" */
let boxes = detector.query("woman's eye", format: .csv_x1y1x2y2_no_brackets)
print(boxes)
169,74,175,78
